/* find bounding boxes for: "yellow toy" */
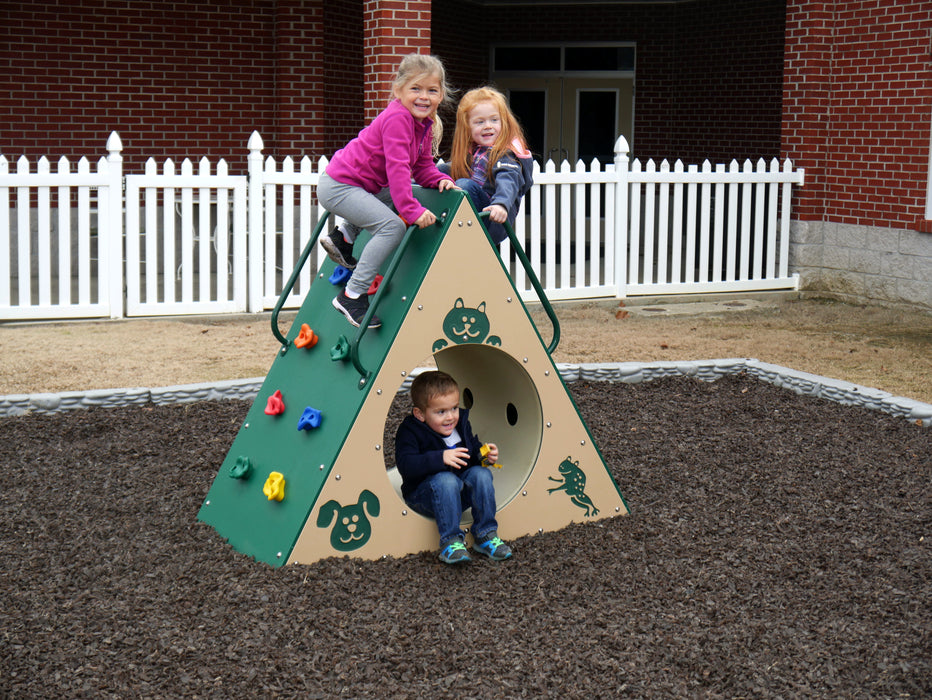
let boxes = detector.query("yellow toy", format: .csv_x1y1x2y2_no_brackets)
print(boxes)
480,443,502,469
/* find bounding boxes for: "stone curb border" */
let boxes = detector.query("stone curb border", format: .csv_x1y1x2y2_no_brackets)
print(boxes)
1,359,930,427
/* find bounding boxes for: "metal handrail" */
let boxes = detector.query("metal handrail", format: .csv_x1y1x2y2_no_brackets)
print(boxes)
270,211,330,351
482,212,561,355
348,220,427,387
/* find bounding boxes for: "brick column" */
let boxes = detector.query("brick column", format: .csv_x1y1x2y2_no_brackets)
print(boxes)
274,0,325,156
780,0,832,221
363,0,433,122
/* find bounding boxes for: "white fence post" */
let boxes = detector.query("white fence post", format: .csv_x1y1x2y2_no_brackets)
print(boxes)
16,155,30,306
246,131,264,313
104,132,124,318
613,135,630,298
0,155,8,307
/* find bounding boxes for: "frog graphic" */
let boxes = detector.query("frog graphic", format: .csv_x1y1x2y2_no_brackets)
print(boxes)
547,456,599,517
432,298,502,352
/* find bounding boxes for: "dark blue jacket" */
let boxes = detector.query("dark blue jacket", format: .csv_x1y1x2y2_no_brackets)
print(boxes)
485,150,534,224
394,409,484,500
439,149,534,225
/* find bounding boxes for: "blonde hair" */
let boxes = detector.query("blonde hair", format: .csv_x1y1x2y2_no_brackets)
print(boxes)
391,53,454,157
449,86,528,181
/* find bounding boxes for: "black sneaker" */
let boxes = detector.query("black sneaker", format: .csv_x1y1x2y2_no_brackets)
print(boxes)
321,227,357,269
333,291,381,329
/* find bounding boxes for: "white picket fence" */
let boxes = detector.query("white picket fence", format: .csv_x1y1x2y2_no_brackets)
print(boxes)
0,132,803,321
0,132,124,319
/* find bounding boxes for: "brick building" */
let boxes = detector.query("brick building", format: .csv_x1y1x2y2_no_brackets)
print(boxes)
1,0,929,309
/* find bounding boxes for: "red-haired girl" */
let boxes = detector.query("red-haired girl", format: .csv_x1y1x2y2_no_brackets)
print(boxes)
442,86,534,245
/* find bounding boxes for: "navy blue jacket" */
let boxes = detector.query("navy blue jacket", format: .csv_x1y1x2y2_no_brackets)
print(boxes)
394,409,484,500
439,149,534,225
485,150,534,223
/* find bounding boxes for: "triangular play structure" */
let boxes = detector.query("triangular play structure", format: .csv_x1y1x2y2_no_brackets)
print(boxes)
197,189,628,566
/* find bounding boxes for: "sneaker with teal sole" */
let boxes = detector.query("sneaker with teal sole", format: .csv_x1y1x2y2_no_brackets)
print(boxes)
472,533,513,561
438,540,471,565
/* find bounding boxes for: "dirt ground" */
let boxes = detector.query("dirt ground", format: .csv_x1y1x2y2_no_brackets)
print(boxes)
1,294,931,402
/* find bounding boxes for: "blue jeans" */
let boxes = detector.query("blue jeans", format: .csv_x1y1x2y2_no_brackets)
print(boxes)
456,178,508,245
405,466,499,546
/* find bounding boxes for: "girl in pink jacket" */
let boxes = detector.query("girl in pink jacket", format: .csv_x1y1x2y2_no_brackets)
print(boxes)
317,54,456,328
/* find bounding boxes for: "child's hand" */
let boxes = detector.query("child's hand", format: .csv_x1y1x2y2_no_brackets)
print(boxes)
484,204,508,223
483,443,499,466
438,179,456,192
443,447,469,470
414,209,437,228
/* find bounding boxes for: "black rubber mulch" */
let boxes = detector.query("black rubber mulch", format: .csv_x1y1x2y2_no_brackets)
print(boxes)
1,375,929,699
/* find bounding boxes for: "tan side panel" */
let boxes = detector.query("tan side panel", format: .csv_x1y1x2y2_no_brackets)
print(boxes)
289,199,626,564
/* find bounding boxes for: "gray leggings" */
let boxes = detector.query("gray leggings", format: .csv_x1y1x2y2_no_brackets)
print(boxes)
316,172,407,297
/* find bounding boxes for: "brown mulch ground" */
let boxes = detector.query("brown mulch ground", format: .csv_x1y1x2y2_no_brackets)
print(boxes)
1,375,930,699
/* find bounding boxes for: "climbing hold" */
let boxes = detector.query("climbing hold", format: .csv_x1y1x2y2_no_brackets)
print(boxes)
330,335,349,361
367,274,383,295
294,323,319,349
480,443,503,469
263,471,286,501
297,406,323,431
229,455,253,479
328,266,351,285
264,390,285,415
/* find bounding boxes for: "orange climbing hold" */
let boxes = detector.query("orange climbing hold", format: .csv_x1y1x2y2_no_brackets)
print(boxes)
264,390,285,415
294,324,319,349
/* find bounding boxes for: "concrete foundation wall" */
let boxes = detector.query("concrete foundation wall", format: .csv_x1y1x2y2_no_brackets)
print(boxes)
791,220,932,311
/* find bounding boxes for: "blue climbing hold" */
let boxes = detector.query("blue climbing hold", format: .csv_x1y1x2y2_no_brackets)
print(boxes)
297,406,323,430
328,266,351,285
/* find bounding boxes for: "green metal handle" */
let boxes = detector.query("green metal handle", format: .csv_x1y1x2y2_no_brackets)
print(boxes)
348,220,426,387
270,211,331,351
481,212,561,355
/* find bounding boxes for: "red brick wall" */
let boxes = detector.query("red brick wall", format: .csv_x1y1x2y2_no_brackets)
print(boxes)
323,1,365,155
274,1,324,156
429,1,485,97
664,1,786,161
363,0,433,122
1,0,278,173
428,2,485,158
0,0,371,171
782,0,932,230
436,0,786,163
2,0,782,171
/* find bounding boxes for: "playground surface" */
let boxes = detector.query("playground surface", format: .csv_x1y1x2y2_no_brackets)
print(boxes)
1,375,929,697
2,294,931,402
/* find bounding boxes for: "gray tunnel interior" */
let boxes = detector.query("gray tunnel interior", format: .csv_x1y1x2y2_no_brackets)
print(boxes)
385,343,544,516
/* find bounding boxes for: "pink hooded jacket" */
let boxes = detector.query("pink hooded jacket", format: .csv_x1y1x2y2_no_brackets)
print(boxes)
325,99,453,225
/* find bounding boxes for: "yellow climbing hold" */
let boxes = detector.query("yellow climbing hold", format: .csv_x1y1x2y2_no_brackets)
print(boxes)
263,472,286,501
